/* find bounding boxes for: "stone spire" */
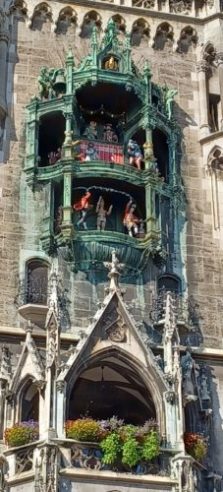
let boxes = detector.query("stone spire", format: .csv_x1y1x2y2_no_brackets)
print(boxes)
104,250,125,294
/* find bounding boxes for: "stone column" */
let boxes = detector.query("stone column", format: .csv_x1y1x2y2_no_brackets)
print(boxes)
145,182,157,237
168,132,178,186
217,53,223,130
197,60,210,137
143,127,155,170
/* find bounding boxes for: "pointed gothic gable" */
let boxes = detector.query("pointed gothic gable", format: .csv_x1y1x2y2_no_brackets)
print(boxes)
57,289,168,397
10,328,45,393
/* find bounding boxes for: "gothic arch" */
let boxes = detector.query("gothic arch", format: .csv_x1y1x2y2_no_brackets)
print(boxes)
55,7,76,34
207,146,223,230
110,14,126,33
207,146,223,171
80,10,102,38
131,18,150,46
10,0,27,15
177,26,197,54
65,346,166,432
30,2,52,30
16,375,40,422
202,41,216,65
153,22,174,51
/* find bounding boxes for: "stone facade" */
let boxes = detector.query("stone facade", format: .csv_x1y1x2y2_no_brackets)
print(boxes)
0,0,223,490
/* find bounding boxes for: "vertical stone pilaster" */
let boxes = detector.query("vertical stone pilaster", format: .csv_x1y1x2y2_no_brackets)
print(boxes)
0,29,9,117
217,53,223,130
197,61,210,137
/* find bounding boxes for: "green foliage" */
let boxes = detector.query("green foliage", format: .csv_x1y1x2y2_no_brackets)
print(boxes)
101,432,122,465
192,439,207,461
65,419,101,442
142,430,160,461
122,436,141,467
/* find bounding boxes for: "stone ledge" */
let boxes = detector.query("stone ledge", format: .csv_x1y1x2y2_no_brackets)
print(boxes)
60,467,177,486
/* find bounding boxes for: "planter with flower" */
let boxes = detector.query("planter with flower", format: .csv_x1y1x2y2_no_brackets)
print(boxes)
184,432,207,462
66,417,162,473
4,421,39,448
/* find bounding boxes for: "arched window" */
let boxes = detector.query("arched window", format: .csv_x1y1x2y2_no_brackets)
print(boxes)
67,352,156,424
21,379,39,422
111,14,126,34
56,7,76,35
177,26,197,54
207,146,223,230
30,2,52,31
157,273,181,294
80,11,102,38
131,18,150,47
25,259,48,305
38,111,65,166
153,22,174,51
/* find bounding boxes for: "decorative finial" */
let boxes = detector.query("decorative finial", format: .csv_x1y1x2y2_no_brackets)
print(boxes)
0,345,11,383
104,250,125,294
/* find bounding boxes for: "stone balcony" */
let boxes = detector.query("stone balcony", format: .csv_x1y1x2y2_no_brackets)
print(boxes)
15,279,48,328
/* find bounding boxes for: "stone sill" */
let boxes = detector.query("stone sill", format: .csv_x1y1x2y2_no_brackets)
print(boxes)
6,471,34,486
4,439,43,455
60,466,177,486
199,130,223,145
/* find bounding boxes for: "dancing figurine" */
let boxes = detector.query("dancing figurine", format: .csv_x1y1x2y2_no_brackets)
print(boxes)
96,196,113,231
123,199,140,237
103,123,118,143
83,121,98,140
85,143,98,161
127,139,143,170
73,191,92,230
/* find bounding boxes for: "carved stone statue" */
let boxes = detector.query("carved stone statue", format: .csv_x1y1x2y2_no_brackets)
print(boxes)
83,121,98,140
123,199,140,237
162,86,177,119
73,191,92,230
96,196,113,231
181,348,197,404
127,139,143,169
38,67,50,100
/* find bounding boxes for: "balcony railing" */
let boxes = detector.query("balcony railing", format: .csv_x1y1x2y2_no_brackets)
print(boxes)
61,440,171,476
78,140,125,165
15,278,48,307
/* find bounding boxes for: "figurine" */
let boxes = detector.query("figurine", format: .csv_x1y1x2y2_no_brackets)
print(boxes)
123,199,140,237
96,196,113,231
48,148,61,165
83,121,98,140
162,86,177,119
73,191,92,230
103,123,118,143
104,56,119,71
127,139,143,170
85,143,98,161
